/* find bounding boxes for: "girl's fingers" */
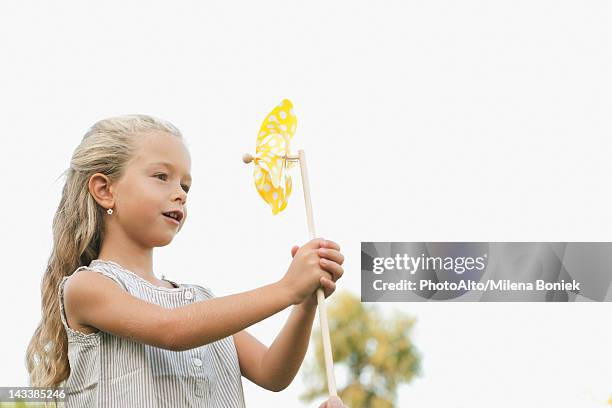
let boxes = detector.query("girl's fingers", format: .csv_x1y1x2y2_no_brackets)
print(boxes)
321,240,341,251
322,270,333,282
320,277,336,298
291,245,300,258
318,248,344,265
319,258,344,281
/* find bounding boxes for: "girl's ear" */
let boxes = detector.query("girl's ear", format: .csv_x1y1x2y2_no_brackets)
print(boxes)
88,173,115,209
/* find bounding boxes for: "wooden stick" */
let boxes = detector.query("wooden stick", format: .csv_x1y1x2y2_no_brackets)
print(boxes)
242,152,299,163
297,148,338,397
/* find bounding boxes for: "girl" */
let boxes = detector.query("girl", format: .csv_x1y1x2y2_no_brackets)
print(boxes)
25,114,346,407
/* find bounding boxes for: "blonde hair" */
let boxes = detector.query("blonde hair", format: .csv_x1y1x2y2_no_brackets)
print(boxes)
25,114,183,387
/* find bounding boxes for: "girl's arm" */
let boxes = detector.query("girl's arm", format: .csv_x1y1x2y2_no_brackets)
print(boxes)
167,281,297,350
64,271,295,351
166,238,338,352
63,238,332,353
233,240,344,392
233,300,318,392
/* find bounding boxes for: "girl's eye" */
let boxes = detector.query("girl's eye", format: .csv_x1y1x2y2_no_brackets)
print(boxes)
156,174,190,193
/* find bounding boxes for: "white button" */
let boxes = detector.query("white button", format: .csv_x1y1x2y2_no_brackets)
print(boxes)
184,291,193,300
193,357,202,367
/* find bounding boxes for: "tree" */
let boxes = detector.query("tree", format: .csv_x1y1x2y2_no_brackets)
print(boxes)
300,290,421,407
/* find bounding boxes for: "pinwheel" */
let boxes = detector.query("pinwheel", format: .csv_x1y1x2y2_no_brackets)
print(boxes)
242,99,338,397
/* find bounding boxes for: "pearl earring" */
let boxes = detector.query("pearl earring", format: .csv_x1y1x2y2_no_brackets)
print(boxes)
107,208,113,215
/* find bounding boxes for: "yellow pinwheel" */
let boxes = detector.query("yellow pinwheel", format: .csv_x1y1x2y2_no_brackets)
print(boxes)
242,99,338,397
244,98,298,215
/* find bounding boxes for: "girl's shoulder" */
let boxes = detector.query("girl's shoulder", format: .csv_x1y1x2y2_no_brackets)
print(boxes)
66,259,219,301
69,261,128,290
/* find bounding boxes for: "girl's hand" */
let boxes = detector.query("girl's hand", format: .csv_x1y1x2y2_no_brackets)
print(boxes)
279,237,331,305
318,396,348,408
290,239,344,307
279,238,332,305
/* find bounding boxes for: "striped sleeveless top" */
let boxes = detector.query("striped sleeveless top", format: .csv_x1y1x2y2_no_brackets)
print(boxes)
57,259,246,407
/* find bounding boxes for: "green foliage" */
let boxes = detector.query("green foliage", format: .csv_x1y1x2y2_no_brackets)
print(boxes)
301,290,422,407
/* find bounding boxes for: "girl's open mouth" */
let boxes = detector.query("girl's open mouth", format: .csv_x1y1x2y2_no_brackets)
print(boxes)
162,213,180,226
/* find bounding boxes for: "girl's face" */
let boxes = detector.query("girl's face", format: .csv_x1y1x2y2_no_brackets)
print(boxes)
110,130,192,247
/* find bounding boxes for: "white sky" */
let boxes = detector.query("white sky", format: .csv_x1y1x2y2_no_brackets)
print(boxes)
1,0,611,406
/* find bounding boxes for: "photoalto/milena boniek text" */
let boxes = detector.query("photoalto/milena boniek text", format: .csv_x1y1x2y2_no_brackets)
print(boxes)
361,242,612,302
